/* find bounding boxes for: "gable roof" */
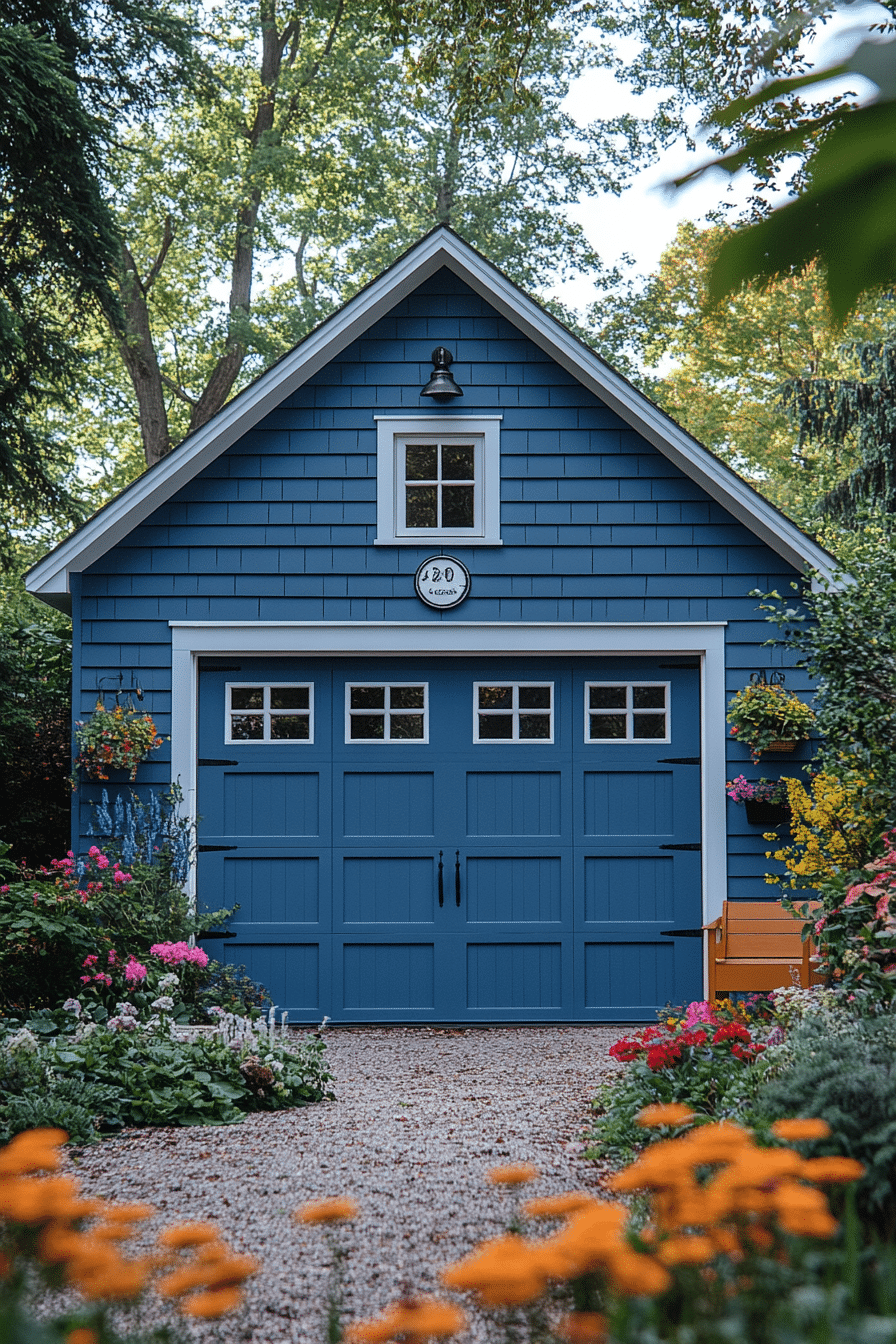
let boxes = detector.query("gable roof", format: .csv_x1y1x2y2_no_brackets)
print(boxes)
27,226,840,608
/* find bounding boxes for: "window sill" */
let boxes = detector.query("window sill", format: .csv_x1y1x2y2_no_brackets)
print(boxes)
374,538,503,547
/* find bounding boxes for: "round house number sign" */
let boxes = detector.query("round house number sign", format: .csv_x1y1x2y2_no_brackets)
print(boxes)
414,555,471,610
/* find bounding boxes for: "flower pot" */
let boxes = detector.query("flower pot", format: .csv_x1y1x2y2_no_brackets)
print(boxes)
766,740,797,753
745,801,790,826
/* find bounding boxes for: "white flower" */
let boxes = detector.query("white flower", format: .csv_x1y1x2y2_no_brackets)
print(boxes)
151,996,175,1012
107,1016,124,1032
115,1001,138,1018
158,973,180,992
6,1027,39,1055
62,998,82,1016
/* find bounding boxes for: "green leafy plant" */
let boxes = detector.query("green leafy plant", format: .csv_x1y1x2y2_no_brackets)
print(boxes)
726,682,816,761
73,699,164,782
755,1012,896,1240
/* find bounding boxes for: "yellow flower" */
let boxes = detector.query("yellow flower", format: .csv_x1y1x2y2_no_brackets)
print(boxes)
294,1197,359,1224
487,1163,540,1185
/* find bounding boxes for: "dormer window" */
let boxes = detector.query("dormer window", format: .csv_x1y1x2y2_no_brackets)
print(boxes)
374,416,502,546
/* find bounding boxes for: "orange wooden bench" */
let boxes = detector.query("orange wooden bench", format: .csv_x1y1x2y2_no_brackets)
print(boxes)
704,900,825,1000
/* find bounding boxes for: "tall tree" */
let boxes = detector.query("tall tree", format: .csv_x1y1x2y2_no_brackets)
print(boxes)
78,0,652,476
0,0,198,555
588,222,896,526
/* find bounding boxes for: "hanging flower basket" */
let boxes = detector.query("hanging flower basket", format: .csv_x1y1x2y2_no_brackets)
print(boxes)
74,700,164,782
726,683,815,763
726,775,791,826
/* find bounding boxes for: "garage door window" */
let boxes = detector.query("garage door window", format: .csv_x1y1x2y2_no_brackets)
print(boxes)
226,684,313,742
346,684,428,741
474,683,554,742
585,683,669,741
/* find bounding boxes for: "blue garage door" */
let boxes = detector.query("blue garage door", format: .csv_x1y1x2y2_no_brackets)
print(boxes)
196,656,702,1022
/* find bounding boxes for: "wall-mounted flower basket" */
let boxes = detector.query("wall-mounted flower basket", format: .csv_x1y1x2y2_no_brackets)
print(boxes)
73,699,164,783
726,682,815,763
744,800,790,826
727,775,791,827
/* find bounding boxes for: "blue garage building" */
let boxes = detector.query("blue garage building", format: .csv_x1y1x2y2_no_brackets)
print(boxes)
27,228,835,1023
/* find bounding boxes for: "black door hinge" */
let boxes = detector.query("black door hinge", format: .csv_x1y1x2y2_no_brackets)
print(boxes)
658,757,700,765
198,758,239,766
200,930,237,939
660,927,704,938
197,844,238,853
659,842,702,851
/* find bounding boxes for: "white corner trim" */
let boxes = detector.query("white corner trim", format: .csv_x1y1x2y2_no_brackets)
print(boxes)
375,415,502,546
169,620,728,929
27,228,840,601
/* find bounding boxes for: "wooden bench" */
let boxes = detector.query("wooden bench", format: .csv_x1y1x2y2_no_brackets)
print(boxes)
705,900,825,1000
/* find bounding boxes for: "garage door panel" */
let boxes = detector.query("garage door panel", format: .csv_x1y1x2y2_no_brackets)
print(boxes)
582,770,674,837
341,771,435,838
583,855,675,923
338,941,436,1014
221,855,321,925
340,855,436,926
582,939,676,1012
465,855,564,924
222,770,320,840
466,771,563,837
219,940,328,1017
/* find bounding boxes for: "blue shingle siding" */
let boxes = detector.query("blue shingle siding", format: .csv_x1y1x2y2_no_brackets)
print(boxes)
76,267,807,894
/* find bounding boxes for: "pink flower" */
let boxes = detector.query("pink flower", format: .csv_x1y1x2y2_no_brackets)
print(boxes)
124,957,147,983
79,975,92,984
96,855,110,870
150,941,209,968
113,870,132,885
88,845,101,857
108,949,118,965
814,917,826,934
82,954,98,967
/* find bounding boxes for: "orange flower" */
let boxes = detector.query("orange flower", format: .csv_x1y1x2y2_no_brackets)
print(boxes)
75,1259,149,1301
556,1312,607,1343
158,1221,221,1248
347,1297,467,1341
656,1236,715,1267
523,1193,597,1219
295,1197,359,1224
487,1163,540,1185
101,1203,156,1223
605,1249,672,1297
66,1330,98,1344
0,1130,66,1176
636,1104,695,1129
770,1119,832,1142
441,1235,548,1306
182,1286,244,1317
801,1156,866,1184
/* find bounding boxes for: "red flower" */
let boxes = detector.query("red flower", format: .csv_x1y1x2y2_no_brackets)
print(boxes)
712,1023,752,1046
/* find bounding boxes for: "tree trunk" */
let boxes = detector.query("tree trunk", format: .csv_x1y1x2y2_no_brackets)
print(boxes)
115,245,171,467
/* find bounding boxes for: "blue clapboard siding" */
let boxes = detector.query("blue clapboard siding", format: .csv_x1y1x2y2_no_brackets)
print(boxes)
74,266,810,899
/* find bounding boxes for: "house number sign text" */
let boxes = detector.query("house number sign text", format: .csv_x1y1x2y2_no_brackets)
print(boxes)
414,556,471,610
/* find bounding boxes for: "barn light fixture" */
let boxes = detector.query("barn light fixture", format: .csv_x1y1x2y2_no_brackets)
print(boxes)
421,346,463,401
98,671,144,704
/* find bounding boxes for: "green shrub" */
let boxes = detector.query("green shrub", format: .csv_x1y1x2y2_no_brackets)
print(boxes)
0,1016,334,1140
755,1013,896,1240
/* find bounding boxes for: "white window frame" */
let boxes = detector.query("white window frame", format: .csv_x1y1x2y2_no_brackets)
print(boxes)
344,681,429,743
225,682,314,744
473,681,555,743
374,416,502,546
584,681,671,744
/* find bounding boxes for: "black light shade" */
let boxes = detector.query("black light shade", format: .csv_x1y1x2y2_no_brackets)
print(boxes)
421,346,463,401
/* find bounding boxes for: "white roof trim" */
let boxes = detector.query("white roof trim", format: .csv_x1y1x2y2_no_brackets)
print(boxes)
26,226,840,602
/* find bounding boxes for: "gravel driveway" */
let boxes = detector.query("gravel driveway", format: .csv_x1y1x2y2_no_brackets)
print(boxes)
66,1024,626,1343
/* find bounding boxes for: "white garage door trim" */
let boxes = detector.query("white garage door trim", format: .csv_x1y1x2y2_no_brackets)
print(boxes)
170,622,728,961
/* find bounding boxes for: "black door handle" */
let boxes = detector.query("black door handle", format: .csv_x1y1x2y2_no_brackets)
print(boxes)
455,850,461,906
438,851,444,907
